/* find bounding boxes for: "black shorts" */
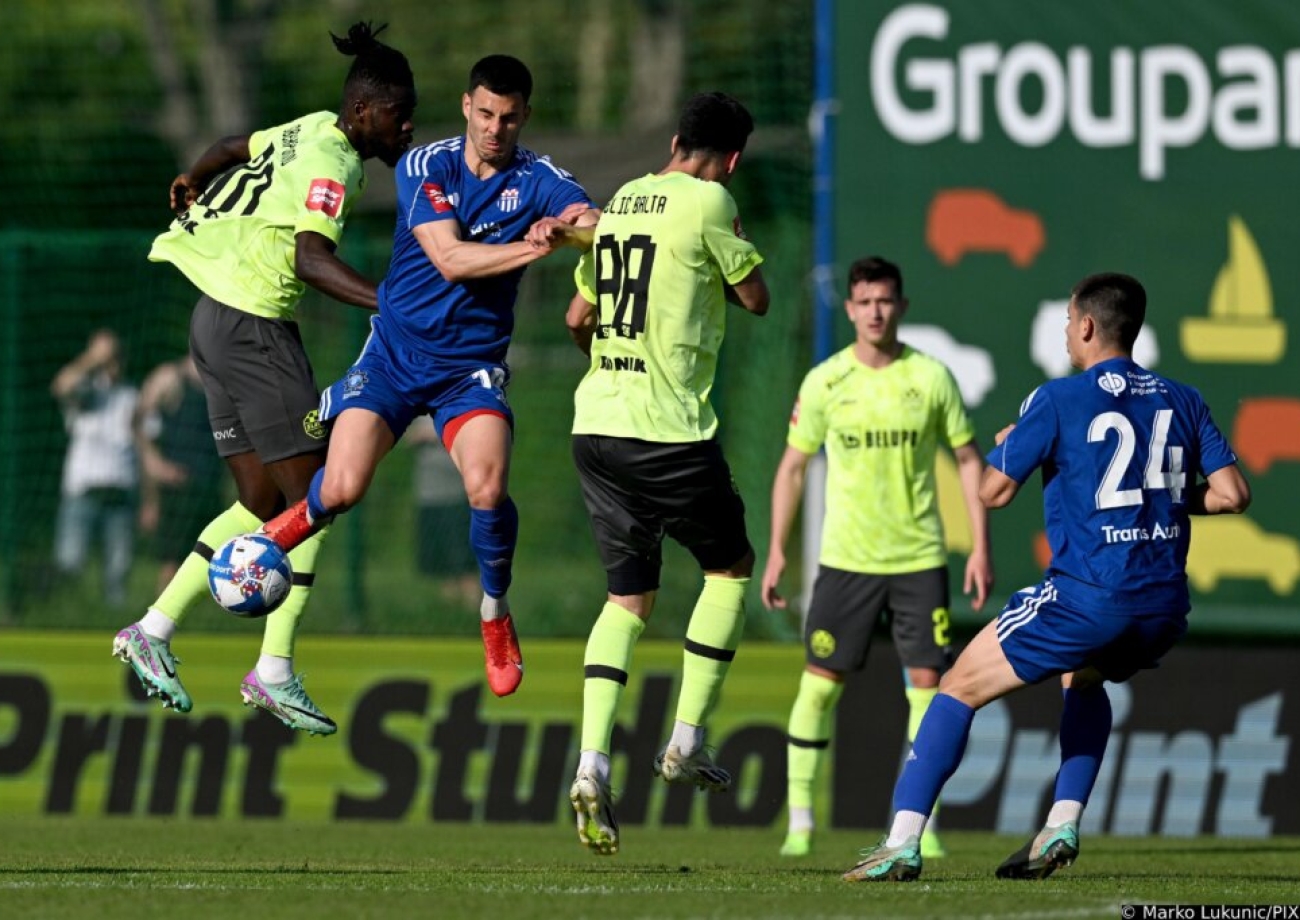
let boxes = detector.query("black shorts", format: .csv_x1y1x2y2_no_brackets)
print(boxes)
571,434,752,595
803,565,952,673
188,295,328,463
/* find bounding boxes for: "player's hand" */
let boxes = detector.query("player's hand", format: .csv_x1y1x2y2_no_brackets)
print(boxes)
760,554,787,610
993,423,1016,446
963,548,994,612
169,173,201,213
524,217,570,250
556,202,591,224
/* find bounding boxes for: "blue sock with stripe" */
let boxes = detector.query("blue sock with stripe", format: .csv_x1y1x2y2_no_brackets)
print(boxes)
893,693,975,816
1054,685,1112,805
470,497,518,598
306,467,330,523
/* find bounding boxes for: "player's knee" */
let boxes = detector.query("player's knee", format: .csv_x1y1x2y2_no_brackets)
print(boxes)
320,467,371,513
462,470,507,509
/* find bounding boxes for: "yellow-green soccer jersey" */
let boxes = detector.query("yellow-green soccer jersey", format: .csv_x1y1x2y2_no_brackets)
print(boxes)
149,111,365,320
788,345,974,574
571,171,763,442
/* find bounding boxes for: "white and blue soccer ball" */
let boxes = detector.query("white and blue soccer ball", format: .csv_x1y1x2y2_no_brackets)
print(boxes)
208,533,293,617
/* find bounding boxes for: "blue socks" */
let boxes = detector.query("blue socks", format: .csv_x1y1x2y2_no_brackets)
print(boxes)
306,467,330,523
471,498,518,598
893,693,975,816
1054,685,1112,805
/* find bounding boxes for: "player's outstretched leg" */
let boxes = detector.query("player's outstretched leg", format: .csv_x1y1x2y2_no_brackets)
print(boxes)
570,767,619,855
995,821,1079,880
239,670,337,736
112,622,192,713
842,836,923,883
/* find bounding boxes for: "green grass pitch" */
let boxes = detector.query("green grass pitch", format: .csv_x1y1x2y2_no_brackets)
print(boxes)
3,818,1298,919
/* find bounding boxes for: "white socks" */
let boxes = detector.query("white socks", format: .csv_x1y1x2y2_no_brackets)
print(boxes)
256,654,293,684
140,608,177,642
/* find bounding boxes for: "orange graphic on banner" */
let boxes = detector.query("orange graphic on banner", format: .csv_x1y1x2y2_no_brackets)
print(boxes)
926,189,1044,268
1233,397,1300,474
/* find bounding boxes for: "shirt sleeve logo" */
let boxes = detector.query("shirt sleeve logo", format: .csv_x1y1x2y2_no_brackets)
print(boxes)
422,182,454,214
306,179,346,218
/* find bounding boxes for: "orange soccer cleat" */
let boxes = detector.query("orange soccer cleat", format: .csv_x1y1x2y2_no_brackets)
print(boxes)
481,613,524,697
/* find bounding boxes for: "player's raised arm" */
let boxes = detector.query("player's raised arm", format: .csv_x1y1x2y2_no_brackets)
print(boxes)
169,135,251,212
414,219,556,281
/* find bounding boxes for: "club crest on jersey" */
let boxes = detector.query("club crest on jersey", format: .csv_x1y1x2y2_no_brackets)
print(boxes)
497,188,520,213
1098,371,1127,397
306,179,346,218
343,369,369,399
422,182,454,214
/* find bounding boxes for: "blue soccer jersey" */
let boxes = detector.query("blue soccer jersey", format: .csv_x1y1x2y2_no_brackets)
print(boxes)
377,137,593,366
987,357,1237,615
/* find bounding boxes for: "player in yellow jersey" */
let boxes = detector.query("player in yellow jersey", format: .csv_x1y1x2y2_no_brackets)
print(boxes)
761,256,995,858
562,92,769,856
112,22,416,735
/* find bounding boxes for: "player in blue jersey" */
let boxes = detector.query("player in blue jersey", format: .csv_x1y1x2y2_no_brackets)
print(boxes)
256,55,597,698
843,272,1251,883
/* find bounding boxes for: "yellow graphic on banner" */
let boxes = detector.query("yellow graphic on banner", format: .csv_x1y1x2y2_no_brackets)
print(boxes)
1186,516,1300,596
1181,216,1286,363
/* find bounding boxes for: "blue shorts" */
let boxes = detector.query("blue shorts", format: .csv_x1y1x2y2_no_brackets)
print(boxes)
996,579,1187,685
318,317,513,444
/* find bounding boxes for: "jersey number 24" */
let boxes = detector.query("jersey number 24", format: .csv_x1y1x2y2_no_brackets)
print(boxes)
1089,408,1185,509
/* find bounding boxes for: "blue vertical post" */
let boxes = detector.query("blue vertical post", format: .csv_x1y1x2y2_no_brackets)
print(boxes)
812,0,838,363
803,0,837,614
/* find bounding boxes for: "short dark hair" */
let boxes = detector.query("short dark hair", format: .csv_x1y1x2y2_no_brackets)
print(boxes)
675,92,754,157
1071,272,1146,350
468,55,533,102
847,256,904,297
332,21,414,100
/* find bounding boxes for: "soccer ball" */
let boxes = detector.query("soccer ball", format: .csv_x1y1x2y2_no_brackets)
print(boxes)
208,534,293,617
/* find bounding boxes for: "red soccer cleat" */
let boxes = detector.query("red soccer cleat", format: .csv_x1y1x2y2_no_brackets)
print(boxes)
481,613,524,697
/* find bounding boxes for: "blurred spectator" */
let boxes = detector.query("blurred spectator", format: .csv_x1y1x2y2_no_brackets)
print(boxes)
408,416,480,606
135,354,226,594
50,329,139,608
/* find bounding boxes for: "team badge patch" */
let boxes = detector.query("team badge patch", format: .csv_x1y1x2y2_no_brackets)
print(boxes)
306,179,346,218
422,182,454,214
497,188,520,213
809,629,836,659
342,368,369,399
302,409,325,440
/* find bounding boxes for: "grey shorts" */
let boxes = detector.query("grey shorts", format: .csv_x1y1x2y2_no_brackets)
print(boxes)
803,565,952,673
188,295,328,463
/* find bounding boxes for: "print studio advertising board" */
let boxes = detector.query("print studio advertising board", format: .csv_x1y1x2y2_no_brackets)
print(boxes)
829,1,1300,631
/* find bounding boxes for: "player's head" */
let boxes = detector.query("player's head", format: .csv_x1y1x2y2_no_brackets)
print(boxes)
1068,272,1146,366
845,256,907,349
463,55,534,168
332,21,417,167
671,92,754,184
847,256,904,299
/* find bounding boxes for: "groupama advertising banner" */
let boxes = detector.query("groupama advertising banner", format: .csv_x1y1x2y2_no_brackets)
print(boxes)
832,1,1300,629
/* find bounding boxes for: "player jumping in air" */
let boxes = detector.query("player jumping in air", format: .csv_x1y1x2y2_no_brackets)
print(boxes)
113,22,416,735
251,54,598,699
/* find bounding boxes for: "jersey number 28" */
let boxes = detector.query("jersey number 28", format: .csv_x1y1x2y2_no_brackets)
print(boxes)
1088,408,1185,509
594,234,657,340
